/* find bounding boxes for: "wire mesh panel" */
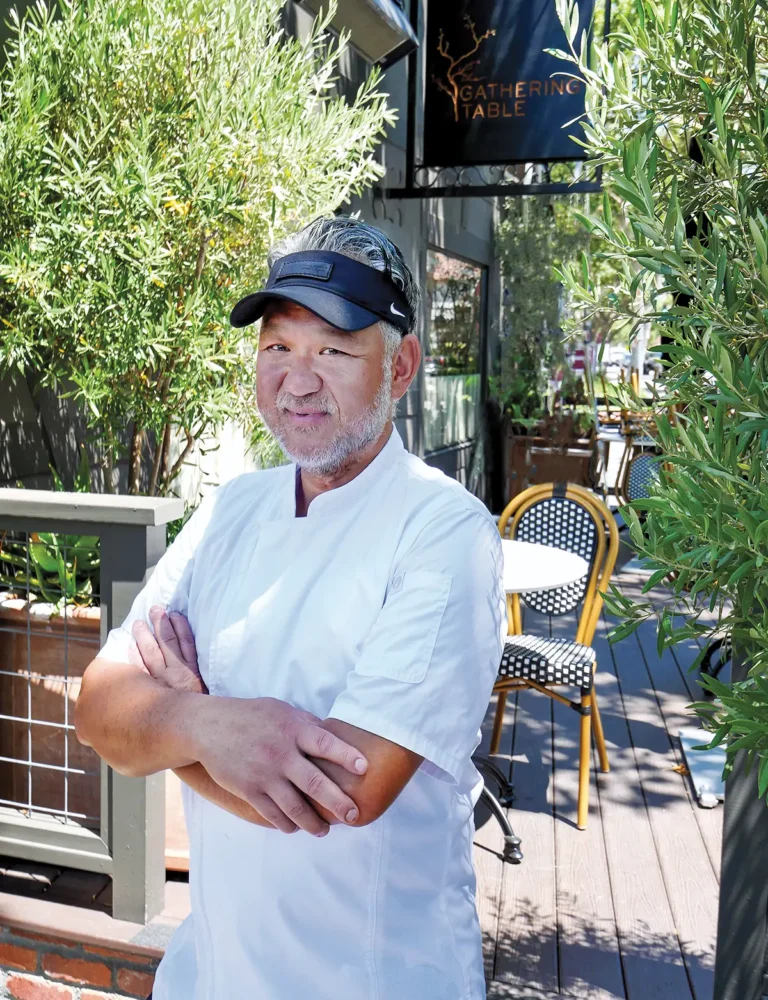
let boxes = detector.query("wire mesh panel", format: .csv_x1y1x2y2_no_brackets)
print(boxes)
0,529,101,831
0,490,182,923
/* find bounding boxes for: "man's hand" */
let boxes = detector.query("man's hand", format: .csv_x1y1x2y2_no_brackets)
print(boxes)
128,607,368,837
189,696,366,835
131,606,207,694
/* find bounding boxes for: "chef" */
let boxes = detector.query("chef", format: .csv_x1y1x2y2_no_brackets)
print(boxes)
76,215,506,1000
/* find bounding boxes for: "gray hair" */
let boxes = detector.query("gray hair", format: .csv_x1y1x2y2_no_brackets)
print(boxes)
267,215,421,370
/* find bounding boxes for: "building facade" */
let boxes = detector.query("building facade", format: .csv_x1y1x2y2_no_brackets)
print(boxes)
329,0,503,495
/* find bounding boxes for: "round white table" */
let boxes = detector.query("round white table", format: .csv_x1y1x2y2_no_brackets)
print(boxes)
502,539,589,594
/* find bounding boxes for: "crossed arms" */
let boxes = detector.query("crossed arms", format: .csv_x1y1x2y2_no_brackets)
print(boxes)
75,605,423,837
75,504,505,836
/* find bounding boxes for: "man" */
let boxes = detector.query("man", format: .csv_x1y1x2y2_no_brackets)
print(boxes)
76,215,507,1000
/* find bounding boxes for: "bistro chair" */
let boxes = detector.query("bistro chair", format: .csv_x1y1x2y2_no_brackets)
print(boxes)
615,446,660,512
491,484,619,830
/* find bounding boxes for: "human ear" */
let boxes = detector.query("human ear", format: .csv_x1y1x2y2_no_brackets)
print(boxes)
392,333,421,402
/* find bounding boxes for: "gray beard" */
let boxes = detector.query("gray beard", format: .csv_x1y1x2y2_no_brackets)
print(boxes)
262,371,394,478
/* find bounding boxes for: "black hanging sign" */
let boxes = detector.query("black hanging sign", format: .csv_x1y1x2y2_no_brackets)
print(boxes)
422,0,595,168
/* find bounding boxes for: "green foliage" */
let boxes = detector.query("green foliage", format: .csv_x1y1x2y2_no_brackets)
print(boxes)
494,198,601,438
51,440,92,494
0,0,394,494
560,373,595,436
0,530,99,608
166,505,195,546
0,447,100,608
555,0,768,783
28,530,99,608
495,196,590,419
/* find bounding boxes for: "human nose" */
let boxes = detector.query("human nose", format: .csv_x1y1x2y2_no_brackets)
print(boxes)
281,355,323,397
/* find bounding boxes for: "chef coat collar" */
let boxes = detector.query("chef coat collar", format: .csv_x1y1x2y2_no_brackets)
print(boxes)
294,425,404,519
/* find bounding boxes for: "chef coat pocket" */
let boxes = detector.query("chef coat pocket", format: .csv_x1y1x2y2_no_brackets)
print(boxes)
355,570,452,684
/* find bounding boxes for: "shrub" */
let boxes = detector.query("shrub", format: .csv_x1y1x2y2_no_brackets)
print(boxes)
0,0,394,494
555,0,768,790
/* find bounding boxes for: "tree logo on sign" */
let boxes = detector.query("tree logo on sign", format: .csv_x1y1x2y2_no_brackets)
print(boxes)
432,15,496,123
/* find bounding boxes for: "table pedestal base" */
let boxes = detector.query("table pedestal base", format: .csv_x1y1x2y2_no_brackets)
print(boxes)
472,756,523,864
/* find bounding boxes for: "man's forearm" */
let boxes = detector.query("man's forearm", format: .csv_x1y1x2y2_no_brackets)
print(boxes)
75,658,203,777
309,719,423,827
173,763,275,828
175,718,422,830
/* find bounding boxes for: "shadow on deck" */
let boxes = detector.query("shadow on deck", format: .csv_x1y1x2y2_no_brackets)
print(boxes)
475,559,722,1000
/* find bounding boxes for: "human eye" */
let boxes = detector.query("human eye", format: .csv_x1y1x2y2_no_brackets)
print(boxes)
264,343,288,352
320,347,346,356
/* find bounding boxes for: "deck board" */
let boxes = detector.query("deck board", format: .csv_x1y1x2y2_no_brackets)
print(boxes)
477,559,720,1000
549,617,626,1000
617,574,723,876
551,695,626,1000
591,615,693,999
475,816,505,982
494,688,558,992
602,617,717,1000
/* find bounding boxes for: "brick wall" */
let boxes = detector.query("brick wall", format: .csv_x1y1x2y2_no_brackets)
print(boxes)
0,928,157,1000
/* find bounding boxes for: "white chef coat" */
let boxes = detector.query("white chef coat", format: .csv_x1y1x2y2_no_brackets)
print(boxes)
99,426,507,1000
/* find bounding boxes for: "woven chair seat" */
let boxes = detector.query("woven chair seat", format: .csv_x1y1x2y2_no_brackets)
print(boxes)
499,635,596,689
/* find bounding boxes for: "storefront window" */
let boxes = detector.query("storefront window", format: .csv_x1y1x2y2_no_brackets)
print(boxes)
423,250,484,453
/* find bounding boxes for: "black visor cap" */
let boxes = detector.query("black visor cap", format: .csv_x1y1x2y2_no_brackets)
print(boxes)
229,250,412,334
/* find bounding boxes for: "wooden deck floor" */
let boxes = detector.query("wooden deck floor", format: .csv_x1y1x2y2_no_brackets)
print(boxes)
475,560,722,1000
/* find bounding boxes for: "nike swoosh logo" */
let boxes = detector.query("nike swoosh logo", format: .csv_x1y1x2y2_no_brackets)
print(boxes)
390,303,406,318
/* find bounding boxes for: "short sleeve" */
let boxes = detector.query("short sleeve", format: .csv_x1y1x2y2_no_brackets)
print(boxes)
96,490,220,665
327,508,507,784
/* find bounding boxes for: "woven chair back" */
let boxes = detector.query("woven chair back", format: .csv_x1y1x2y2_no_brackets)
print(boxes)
514,497,597,617
498,485,619,647
626,451,660,503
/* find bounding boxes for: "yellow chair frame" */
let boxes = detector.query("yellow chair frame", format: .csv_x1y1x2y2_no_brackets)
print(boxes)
492,484,620,830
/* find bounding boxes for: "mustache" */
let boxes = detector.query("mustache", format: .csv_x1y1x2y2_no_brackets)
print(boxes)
275,390,338,416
